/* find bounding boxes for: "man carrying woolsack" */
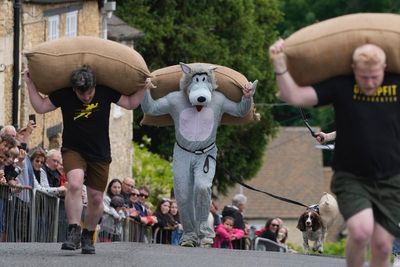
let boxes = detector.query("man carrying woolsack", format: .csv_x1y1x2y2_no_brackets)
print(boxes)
24,66,152,254
269,40,400,267
141,63,257,247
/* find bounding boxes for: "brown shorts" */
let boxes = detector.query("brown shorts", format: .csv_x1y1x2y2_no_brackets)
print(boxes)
331,171,400,238
62,149,110,192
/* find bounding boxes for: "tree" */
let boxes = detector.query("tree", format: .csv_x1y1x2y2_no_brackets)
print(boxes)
132,140,173,205
116,0,282,194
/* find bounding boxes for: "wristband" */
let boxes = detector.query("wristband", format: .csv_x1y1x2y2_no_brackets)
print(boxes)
275,69,288,76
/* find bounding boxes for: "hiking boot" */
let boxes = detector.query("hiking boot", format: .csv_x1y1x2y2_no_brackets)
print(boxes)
180,239,196,247
61,224,81,250
81,228,96,254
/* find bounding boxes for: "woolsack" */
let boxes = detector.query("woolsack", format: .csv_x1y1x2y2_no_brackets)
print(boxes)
24,36,150,95
141,64,256,126
285,13,400,86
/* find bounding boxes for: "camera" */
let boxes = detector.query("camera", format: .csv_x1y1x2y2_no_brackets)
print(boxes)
4,164,22,181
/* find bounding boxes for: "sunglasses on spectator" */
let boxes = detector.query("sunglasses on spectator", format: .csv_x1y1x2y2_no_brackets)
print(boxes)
130,193,139,197
271,224,280,227
139,193,149,199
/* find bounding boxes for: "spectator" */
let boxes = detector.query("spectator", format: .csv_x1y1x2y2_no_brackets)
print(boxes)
222,193,247,249
135,185,150,216
99,194,126,242
258,218,281,252
121,177,135,204
170,199,183,245
210,200,221,228
0,125,17,139
213,216,244,249
43,149,62,187
277,225,289,251
103,179,123,218
153,198,177,244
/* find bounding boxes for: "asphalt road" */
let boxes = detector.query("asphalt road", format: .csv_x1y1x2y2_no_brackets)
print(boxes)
0,242,348,267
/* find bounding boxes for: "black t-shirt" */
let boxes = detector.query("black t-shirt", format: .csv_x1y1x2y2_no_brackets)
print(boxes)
49,86,121,161
314,73,400,179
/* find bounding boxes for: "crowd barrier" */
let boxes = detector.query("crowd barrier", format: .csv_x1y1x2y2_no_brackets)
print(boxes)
0,185,287,252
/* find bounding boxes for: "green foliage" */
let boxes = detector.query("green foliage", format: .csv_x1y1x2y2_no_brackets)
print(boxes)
323,239,346,257
117,0,282,194
132,141,173,205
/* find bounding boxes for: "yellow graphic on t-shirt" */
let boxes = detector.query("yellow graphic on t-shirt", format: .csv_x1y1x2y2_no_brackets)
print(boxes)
74,103,99,120
353,84,398,102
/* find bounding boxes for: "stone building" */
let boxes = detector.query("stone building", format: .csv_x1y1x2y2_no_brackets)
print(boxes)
0,1,143,181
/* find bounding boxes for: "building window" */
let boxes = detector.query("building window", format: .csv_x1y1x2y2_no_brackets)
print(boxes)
48,15,59,41
65,11,78,37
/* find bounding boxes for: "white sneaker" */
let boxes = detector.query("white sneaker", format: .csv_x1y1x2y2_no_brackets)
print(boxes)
393,255,400,267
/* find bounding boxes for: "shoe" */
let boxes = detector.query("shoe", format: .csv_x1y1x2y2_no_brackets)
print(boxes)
180,240,196,247
393,254,400,267
81,228,96,254
61,224,81,250
200,237,214,248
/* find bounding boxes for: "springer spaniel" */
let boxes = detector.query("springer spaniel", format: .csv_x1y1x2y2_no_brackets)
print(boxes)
297,193,339,254
297,206,325,254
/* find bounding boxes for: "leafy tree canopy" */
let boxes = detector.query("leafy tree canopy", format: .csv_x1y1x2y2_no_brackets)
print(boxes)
116,0,282,194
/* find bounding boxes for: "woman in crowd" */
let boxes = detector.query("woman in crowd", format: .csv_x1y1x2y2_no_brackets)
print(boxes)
153,198,178,244
258,218,281,252
170,199,183,245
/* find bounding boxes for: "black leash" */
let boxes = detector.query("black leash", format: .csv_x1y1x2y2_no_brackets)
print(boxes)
235,179,309,208
299,108,318,137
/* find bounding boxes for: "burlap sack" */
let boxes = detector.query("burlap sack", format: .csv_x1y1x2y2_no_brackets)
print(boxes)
24,36,151,95
318,192,339,229
140,63,258,126
285,13,400,86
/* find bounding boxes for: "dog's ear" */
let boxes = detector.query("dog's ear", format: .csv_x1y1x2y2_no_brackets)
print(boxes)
297,213,306,232
312,213,323,232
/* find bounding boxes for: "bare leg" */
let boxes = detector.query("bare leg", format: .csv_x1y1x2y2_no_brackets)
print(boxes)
346,208,374,267
83,187,104,231
369,223,394,267
65,169,84,225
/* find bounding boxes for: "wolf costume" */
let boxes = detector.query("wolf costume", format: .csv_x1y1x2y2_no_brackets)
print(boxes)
141,63,257,247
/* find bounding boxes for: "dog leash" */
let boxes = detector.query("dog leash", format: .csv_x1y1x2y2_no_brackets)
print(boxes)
235,179,309,208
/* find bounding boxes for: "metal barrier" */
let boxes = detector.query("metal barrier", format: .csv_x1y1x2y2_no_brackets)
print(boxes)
31,189,60,242
0,185,289,252
152,227,173,244
122,218,152,243
5,185,33,242
254,237,287,252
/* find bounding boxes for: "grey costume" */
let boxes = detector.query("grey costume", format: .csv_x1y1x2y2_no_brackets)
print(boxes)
141,64,256,245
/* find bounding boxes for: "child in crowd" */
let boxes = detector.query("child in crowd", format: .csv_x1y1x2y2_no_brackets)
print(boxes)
213,216,244,249
98,195,126,242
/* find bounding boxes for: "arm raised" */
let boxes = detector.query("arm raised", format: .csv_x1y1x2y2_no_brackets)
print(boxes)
24,70,56,114
269,39,318,107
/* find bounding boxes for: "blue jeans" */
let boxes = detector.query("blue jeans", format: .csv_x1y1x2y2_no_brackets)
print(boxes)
393,239,400,255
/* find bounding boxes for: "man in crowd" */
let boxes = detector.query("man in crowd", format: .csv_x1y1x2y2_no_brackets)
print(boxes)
43,149,62,187
269,39,400,267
